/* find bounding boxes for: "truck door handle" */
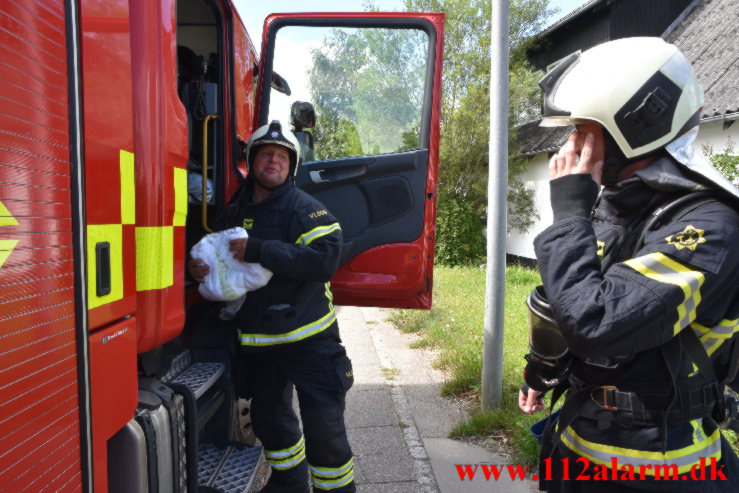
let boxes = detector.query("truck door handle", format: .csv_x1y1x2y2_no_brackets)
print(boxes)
309,164,367,184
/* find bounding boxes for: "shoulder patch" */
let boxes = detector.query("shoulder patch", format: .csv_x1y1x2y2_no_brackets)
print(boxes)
308,209,328,219
665,225,706,251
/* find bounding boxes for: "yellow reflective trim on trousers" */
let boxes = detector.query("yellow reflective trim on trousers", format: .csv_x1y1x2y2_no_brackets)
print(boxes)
239,309,336,346
561,425,721,475
310,458,355,490
87,225,124,309
136,226,174,291
120,150,136,225
265,437,306,470
265,437,305,459
309,457,354,478
624,253,704,335
295,222,341,246
312,472,354,490
173,167,188,227
267,450,306,470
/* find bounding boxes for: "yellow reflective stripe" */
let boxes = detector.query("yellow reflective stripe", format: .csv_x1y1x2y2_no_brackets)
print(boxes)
309,457,354,478
87,225,124,309
0,201,19,226
325,282,334,311
0,240,19,268
265,437,305,459
239,309,336,346
265,437,306,470
136,226,174,290
267,450,306,470
561,425,721,475
295,222,341,246
310,458,355,490
690,418,707,443
687,318,739,375
120,150,136,225
312,472,354,490
173,167,188,227
624,253,704,335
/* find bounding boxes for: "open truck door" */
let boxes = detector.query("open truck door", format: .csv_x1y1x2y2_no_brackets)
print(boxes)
256,13,444,309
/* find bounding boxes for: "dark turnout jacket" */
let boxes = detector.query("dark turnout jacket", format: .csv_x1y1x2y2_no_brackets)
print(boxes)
534,156,739,491
217,177,342,352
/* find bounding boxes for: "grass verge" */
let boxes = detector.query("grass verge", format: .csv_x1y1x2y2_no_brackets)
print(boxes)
388,264,544,465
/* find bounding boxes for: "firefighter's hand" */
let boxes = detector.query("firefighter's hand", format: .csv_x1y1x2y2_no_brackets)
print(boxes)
188,258,210,282
549,128,604,186
229,237,248,262
519,387,545,414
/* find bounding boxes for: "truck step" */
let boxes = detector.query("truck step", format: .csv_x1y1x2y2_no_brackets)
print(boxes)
170,362,225,399
198,443,264,493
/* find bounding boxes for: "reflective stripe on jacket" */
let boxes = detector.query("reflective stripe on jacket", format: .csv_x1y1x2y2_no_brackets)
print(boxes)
219,178,342,350
534,157,739,474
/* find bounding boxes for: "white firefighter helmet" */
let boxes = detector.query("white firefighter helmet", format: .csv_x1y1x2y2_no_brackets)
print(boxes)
539,37,739,198
539,37,704,159
246,120,301,178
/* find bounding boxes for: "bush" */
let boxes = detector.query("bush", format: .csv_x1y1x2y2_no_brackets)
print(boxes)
435,196,486,266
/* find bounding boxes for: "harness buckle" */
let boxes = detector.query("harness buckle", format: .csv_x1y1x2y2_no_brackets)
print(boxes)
592,385,618,411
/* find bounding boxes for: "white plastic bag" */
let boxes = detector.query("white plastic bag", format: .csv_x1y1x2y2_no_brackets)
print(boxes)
190,228,273,318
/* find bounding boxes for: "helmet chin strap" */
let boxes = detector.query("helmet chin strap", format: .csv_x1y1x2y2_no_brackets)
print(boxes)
601,131,648,186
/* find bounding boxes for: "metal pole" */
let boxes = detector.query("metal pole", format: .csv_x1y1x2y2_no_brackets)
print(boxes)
481,0,509,412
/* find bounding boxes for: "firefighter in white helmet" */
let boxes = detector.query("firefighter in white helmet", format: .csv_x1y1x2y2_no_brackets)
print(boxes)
190,121,355,493
518,37,739,492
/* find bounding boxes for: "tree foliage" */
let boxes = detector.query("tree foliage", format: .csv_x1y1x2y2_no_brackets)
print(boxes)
309,0,554,264
307,27,427,159
703,138,739,184
403,0,553,263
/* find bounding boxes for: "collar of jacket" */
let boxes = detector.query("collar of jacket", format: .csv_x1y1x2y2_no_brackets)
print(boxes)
600,156,703,217
242,175,293,206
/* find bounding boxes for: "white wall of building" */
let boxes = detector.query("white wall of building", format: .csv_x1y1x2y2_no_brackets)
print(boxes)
506,152,553,259
506,120,739,260
697,120,738,156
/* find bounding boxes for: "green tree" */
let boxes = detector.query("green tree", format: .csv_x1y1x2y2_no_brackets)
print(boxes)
307,26,427,158
403,0,553,263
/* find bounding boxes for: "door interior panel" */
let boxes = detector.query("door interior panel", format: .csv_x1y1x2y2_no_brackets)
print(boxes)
296,150,428,264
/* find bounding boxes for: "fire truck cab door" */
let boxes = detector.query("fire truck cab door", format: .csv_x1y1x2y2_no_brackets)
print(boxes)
257,13,443,309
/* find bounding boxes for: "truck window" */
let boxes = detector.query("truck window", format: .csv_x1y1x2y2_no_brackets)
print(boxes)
267,26,429,161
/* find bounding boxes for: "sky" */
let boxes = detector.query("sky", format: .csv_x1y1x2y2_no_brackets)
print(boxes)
232,0,592,54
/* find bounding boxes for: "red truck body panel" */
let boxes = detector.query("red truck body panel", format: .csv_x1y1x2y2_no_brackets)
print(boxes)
0,1,84,490
0,2,443,490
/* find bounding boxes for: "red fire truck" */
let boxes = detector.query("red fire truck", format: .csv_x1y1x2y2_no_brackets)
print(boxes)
0,0,443,491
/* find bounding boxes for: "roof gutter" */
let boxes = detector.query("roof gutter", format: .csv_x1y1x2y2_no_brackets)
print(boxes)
700,112,739,124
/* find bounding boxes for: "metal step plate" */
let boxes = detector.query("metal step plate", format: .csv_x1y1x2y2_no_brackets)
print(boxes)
170,362,225,399
198,443,264,493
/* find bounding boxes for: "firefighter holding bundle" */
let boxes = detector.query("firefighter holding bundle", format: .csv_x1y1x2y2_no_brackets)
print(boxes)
518,37,739,492
190,121,355,493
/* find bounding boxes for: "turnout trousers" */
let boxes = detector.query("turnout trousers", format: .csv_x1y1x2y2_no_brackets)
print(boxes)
242,334,356,492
